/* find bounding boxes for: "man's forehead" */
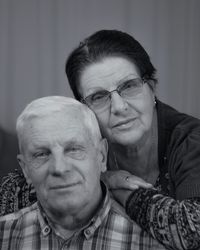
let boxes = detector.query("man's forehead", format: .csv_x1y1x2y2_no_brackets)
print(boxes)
22,110,89,139
29,135,89,148
26,117,87,136
27,108,83,126
23,127,92,155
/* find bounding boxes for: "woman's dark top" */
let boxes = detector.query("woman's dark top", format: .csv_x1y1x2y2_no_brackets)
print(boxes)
126,100,200,250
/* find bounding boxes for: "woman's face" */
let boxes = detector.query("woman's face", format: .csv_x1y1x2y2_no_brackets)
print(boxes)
79,56,155,146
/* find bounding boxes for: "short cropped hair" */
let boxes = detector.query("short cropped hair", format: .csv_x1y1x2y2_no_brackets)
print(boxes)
66,29,157,101
16,96,102,152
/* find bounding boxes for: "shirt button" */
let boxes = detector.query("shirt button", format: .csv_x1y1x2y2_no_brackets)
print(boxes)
44,227,50,234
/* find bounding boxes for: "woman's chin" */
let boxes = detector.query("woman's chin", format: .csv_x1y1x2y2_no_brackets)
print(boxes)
111,131,144,146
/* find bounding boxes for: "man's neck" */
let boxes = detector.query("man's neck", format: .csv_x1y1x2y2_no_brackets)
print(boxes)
43,187,103,239
48,214,89,239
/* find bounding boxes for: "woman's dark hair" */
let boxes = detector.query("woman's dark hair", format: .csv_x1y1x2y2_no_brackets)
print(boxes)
65,29,157,101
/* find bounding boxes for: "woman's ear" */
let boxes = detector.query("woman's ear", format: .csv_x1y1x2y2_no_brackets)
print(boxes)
99,138,108,173
17,154,32,185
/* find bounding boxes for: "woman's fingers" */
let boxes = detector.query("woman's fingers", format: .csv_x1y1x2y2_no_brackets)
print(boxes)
125,175,153,189
101,170,153,190
101,170,154,208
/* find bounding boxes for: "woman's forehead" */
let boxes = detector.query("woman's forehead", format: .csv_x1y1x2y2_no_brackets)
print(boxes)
79,56,140,92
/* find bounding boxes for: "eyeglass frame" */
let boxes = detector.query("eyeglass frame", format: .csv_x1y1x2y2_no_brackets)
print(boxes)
81,77,146,111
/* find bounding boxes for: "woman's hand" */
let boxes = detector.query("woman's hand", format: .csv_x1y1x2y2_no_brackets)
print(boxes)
101,170,153,207
101,170,153,190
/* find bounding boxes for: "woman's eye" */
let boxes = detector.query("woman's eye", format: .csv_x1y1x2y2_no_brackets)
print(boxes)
91,91,108,101
120,79,142,95
125,81,137,89
124,83,132,89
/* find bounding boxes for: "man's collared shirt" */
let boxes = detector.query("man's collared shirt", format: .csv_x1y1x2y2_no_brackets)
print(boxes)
0,186,166,250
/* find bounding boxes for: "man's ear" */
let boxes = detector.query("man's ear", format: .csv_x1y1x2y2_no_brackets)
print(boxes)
99,138,108,173
17,154,32,185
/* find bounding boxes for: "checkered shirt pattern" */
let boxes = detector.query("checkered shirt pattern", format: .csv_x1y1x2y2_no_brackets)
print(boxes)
0,188,166,250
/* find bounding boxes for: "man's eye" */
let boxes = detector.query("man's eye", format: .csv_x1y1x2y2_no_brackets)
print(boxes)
65,146,85,159
33,151,49,158
71,147,79,152
68,146,83,153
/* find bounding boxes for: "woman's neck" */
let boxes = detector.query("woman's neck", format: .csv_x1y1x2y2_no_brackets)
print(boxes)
109,111,159,183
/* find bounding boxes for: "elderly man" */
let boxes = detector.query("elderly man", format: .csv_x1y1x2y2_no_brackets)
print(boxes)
0,96,166,250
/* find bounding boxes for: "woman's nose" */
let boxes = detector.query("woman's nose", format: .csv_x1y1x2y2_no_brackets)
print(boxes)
110,91,128,114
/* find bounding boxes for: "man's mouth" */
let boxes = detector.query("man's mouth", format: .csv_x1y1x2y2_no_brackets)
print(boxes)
50,182,79,190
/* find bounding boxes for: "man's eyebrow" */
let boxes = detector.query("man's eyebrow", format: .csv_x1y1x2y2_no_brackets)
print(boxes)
29,142,48,149
28,146,49,155
63,138,85,147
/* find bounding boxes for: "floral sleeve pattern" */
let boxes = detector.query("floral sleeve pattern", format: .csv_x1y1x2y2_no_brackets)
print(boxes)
0,171,36,216
126,188,200,250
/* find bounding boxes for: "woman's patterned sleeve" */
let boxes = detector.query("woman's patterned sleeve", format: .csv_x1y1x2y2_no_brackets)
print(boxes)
0,171,36,216
126,188,200,250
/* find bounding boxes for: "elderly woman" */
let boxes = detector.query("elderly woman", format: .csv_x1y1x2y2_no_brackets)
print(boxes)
65,30,200,250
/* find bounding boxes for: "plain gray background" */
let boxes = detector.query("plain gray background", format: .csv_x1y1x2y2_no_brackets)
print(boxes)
0,0,200,132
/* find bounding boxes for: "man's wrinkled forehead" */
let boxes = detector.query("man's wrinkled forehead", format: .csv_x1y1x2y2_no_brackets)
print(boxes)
19,107,83,144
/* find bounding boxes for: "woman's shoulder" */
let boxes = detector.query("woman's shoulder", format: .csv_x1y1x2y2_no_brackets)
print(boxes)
157,99,200,136
157,100,200,200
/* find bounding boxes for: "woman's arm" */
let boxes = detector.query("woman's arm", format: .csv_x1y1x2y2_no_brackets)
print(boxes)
102,170,200,250
125,188,200,250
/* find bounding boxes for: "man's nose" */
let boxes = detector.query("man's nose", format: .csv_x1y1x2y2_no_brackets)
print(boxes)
110,91,128,114
49,153,71,175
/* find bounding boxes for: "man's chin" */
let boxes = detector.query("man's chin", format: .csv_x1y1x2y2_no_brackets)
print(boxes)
47,198,84,215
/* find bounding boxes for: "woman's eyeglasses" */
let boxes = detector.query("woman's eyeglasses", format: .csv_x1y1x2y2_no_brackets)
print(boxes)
82,78,144,111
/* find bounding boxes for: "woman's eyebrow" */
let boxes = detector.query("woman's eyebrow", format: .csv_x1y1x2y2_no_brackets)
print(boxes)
117,74,140,85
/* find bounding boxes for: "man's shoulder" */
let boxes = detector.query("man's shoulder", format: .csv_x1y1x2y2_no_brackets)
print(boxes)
0,202,38,226
109,197,131,220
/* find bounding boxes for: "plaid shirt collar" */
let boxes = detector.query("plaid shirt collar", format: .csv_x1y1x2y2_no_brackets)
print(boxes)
36,182,111,239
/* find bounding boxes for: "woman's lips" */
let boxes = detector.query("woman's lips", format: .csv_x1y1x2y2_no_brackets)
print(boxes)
112,118,136,130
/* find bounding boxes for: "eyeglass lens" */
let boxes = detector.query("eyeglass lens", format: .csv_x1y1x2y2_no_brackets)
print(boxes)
85,78,143,110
